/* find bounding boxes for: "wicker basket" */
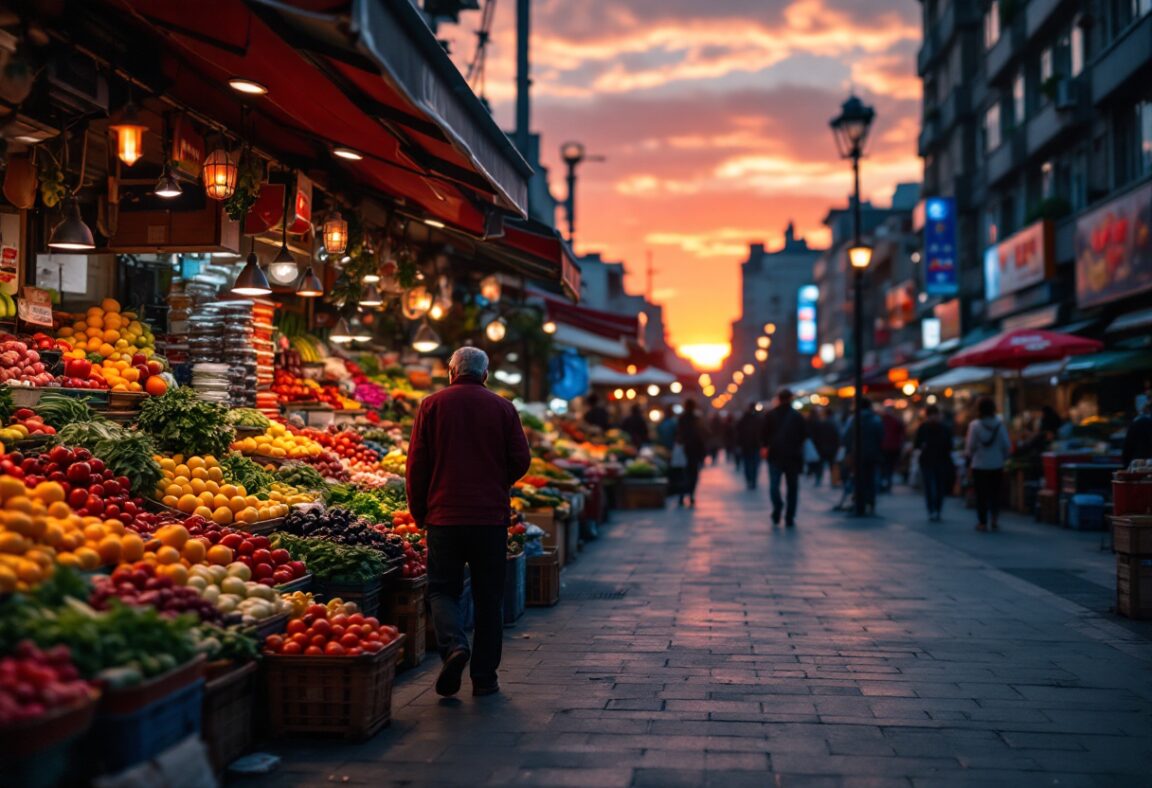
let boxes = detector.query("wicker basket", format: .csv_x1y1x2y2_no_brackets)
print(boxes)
263,635,404,740
202,661,258,773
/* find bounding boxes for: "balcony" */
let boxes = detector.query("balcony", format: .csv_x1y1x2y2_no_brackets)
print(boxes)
918,115,941,156
918,2,981,76
1025,80,1090,158
938,85,971,132
986,15,1025,85
986,129,1026,186
1026,0,1075,40
1093,13,1152,103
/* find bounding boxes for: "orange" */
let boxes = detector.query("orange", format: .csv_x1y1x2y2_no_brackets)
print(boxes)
121,533,145,563
193,505,214,521
162,495,180,508
73,546,101,571
190,478,207,495
211,506,234,526
0,477,26,501
121,367,139,383
159,563,188,585
191,467,208,480
32,481,66,505
235,507,259,525
55,552,81,569
155,545,181,565
206,544,233,565
198,492,216,507
213,494,230,510
83,523,107,542
176,494,200,513
156,524,190,550
145,377,168,396
229,496,249,513
0,532,27,554
182,538,206,564
97,535,123,566
187,456,205,470
101,297,121,313
102,329,120,343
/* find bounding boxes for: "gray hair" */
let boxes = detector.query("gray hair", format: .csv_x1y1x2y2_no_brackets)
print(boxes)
449,346,489,377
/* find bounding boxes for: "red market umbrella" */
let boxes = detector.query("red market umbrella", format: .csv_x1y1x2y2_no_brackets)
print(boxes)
947,329,1102,370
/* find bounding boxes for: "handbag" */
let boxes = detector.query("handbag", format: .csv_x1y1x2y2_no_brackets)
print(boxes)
670,443,688,469
803,439,819,464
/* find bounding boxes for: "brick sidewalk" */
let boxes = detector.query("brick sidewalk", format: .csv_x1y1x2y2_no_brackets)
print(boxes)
238,465,1152,787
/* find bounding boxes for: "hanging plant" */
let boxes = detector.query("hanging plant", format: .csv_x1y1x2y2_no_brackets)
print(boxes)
394,244,420,289
37,146,66,209
224,148,263,221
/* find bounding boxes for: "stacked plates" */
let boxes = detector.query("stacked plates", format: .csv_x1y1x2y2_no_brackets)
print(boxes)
192,363,231,404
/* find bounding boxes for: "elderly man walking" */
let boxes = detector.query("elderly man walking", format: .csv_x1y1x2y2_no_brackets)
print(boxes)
407,347,531,697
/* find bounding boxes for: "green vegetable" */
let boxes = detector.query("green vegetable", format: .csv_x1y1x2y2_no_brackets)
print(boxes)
227,408,271,430
0,386,13,423
624,460,660,479
192,624,260,663
324,484,406,522
221,454,276,495
271,532,387,583
277,463,328,491
96,432,163,496
35,394,104,429
138,388,235,457
520,412,545,431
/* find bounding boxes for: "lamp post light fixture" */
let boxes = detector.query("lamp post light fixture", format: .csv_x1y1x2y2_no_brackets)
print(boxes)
830,92,876,517
560,141,604,246
542,319,557,335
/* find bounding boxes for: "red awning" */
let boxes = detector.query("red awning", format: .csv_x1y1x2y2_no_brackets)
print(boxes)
948,329,1103,370
542,297,639,341
98,0,528,233
491,220,581,301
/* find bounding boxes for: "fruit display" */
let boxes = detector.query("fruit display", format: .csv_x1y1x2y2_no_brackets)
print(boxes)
281,507,404,560
11,444,149,525
379,449,407,476
184,562,292,624
271,369,316,403
0,407,56,440
226,407,271,431
325,484,407,524
277,462,328,491
53,421,163,498
56,298,155,358
231,422,324,460
263,605,399,657
90,563,223,623
0,338,54,386
304,449,350,481
154,454,290,525
138,388,235,457
0,641,94,726
303,427,383,470
271,532,388,583
180,517,307,587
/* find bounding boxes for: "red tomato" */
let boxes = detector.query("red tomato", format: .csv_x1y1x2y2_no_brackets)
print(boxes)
348,613,365,626
310,634,327,647
364,617,380,629
290,633,309,646
346,646,363,657
330,615,348,628
330,625,345,639
311,619,332,637
282,641,303,655
340,633,360,649
304,646,324,656
287,620,307,636
266,635,284,652
358,624,374,637
363,641,383,653
324,642,346,656
307,604,328,619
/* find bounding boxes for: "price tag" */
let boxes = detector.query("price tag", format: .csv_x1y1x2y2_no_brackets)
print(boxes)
17,286,53,327
0,246,17,296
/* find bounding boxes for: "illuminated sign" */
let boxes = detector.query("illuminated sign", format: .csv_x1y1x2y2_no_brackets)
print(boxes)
984,220,1052,301
922,317,941,349
797,284,818,355
923,197,958,296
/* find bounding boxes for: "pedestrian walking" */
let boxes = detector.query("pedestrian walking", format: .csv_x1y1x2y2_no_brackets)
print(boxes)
844,399,883,515
964,396,1011,532
1122,394,1152,467
724,414,741,469
676,399,708,507
736,404,763,490
812,408,841,487
762,388,807,527
879,406,904,492
656,406,678,451
582,393,610,433
914,404,955,522
621,404,649,447
708,413,724,465
406,347,531,698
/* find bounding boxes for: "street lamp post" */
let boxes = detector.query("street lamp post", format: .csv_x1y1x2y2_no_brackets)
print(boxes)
560,141,586,244
830,94,876,517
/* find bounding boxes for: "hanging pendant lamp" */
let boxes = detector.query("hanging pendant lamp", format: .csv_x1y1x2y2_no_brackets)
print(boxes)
202,149,238,200
360,283,383,307
108,101,147,167
232,239,271,296
323,209,348,255
154,163,182,198
411,320,441,353
330,317,354,344
48,197,96,251
296,266,324,297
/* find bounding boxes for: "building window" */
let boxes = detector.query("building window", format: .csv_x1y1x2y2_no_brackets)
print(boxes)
1040,47,1054,85
1143,100,1152,175
1070,150,1087,211
1112,101,1152,186
984,1,1001,49
1013,71,1026,125
1041,160,1055,198
1070,19,1085,77
985,103,1002,151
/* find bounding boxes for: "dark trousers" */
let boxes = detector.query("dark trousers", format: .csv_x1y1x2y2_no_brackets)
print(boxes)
682,459,702,501
856,459,877,510
809,460,826,486
921,463,949,515
742,449,760,489
880,450,899,491
427,525,507,684
973,468,1003,525
768,462,800,523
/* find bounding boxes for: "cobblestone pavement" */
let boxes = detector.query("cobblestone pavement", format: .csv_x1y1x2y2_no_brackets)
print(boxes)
238,465,1152,787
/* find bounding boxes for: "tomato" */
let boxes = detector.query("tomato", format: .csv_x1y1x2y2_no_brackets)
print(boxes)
348,613,365,626
358,624,374,636
306,604,328,620
311,619,332,637
252,548,272,565
324,642,346,656
282,641,303,655
310,634,327,647
340,633,360,649
346,646,363,657
220,533,244,549
363,641,383,654
330,614,348,628
287,620,307,636
266,635,284,652
290,632,310,646
304,646,324,656
364,617,379,629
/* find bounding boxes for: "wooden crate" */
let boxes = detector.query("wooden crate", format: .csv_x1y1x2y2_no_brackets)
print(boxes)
1111,516,1152,555
380,576,428,671
1036,489,1060,524
503,552,526,626
1116,554,1152,619
202,662,257,773
524,508,567,567
526,550,560,607
618,479,668,510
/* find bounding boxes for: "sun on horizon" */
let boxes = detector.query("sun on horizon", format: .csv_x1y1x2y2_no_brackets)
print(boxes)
678,343,731,372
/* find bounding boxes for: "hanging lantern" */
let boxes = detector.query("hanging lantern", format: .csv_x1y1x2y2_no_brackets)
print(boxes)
401,285,433,320
485,316,507,343
329,317,354,344
412,320,441,353
202,149,238,200
267,244,299,285
108,103,148,167
480,274,502,303
232,249,271,296
323,209,348,255
349,316,372,342
296,266,323,298
360,283,383,307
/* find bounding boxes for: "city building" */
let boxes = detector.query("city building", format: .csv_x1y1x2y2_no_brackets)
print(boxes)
918,0,1152,415
726,224,822,402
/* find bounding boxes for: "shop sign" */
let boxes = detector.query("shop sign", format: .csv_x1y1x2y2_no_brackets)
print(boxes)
934,299,960,341
170,115,205,178
1075,180,1152,308
17,286,52,327
288,174,313,235
923,197,958,296
983,219,1052,301
885,280,916,329
922,317,942,350
797,284,818,355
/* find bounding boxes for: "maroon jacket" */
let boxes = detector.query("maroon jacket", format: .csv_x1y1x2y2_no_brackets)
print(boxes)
405,375,532,527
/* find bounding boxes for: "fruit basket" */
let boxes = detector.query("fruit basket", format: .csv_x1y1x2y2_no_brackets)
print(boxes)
275,573,314,594
315,576,383,618
108,390,148,410
263,635,404,740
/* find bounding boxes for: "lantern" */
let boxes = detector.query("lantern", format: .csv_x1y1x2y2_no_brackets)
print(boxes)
296,266,323,298
108,103,147,167
542,320,557,335
401,285,433,320
201,149,237,200
480,274,502,303
323,209,348,255
485,317,507,343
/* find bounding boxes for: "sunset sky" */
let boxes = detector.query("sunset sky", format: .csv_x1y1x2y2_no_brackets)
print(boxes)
440,0,924,369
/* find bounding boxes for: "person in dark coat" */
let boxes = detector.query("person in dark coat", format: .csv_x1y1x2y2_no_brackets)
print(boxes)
621,404,649,447
407,347,531,698
761,388,808,527
1122,396,1152,468
676,399,708,507
914,404,955,522
844,398,884,514
583,393,610,432
812,408,841,487
736,404,763,490
879,407,905,492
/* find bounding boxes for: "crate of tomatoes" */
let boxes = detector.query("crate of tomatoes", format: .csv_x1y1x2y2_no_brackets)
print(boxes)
262,605,404,740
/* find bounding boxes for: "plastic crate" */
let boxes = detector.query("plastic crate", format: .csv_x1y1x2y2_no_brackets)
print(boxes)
263,635,404,740
0,693,98,788
316,576,382,618
1068,494,1107,531
526,549,560,607
381,575,428,671
202,662,258,773
93,678,205,772
503,551,526,626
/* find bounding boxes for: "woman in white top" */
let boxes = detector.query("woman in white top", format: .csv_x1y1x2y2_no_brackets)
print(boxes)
965,397,1012,532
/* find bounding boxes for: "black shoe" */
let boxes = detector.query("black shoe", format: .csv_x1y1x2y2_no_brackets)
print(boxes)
435,648,470,697
771,510,781,525
472,680,500,697
785,520,795,528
